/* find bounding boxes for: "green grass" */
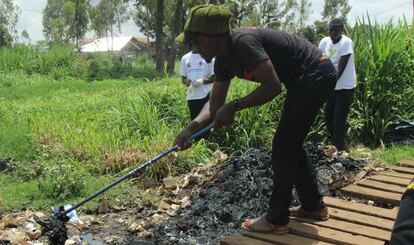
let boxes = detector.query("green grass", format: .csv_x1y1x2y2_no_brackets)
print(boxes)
0,74,215,211
0,172,128,211
375,144,414,165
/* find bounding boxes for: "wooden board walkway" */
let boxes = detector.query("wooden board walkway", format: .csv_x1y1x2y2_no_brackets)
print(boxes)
221,160,414,245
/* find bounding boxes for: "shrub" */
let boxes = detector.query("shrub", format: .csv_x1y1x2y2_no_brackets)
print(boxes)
37,162,86,200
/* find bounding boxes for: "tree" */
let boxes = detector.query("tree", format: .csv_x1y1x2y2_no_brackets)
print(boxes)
0,0,20,46
296,0,312,33
166,0,184,73
133,0,157,40
21,30,31,44
314,20,329,41
90,0,130,50
43,0,75,43
227,0,255,27
70,0,90,51
155,0,165,72
251,0,296,30
110,0,130,38
90,2,110,38
300,25,317,44
322,0,351,23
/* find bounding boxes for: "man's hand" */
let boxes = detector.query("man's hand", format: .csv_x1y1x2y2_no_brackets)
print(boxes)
173,128,194,151
192,78,204,87
182,77,192,87
214,102,237,129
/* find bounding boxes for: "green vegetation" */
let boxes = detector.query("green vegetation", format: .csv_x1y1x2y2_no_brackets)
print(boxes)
0,19,413,211
376,145,414,165
349,17,414,146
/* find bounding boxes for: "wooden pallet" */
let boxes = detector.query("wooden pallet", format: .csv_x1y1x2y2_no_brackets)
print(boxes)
221,160,413,245
342,160,414,206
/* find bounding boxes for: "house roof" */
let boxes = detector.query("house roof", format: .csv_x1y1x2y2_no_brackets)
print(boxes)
80,36,148,53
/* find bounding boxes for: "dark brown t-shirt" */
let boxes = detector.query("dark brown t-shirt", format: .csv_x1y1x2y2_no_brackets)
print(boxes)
214,28,322,86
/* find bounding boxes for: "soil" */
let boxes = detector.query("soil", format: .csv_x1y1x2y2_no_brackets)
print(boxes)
0,144,374,245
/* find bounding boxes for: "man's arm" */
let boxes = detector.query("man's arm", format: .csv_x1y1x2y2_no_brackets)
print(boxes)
185,81,230,132
212,59,282,128
231,59,282,110
182,76,191,87
203,75,215,84
337,54,351,79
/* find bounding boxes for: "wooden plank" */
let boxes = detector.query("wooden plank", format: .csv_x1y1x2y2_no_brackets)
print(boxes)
357,179,406,194
292,217,391,241
324,196,398,220
368,175,410,187
398,160,414,168
378,171,413,180
328,207,395,231
342,184,402,205
289,220,384,245
221,234,275,245
243,231,330,245
391,166,414,175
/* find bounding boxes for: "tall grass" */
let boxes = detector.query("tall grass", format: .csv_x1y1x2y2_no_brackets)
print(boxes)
0,44,163,83
0,19,413,207
349,17,414,146
0,44,80,80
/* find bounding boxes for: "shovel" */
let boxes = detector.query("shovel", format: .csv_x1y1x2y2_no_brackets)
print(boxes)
35,124,214,244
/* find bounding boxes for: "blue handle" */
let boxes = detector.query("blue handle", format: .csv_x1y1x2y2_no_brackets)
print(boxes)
188,123,214,141
61,124,214,216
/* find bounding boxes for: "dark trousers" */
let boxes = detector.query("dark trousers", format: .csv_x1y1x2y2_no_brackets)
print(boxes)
188,94,210,138
188,94,210,120
390,178,414,245
324,89,354,151
265,59,337,226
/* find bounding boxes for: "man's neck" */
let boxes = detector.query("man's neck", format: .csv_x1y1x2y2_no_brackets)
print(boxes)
332,35,342,44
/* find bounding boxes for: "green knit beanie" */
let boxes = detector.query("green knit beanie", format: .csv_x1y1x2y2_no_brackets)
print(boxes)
176,4,233,43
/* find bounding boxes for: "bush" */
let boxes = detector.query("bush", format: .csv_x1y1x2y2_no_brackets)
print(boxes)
0,44,86,80
87,53,114,80
86,54,162,81
11,160,46,182
38,162,86,200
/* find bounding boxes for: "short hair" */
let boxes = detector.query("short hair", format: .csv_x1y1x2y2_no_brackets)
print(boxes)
330,18,344,29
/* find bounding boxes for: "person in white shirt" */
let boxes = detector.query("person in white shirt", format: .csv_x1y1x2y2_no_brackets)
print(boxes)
319,18,356,152
180,49,215,121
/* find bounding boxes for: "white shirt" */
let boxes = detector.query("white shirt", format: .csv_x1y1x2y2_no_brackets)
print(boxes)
319,35,356,90
179,51,214,100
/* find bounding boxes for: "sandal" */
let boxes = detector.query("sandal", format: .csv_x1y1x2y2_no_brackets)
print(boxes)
241,216,289,234
289,206,329,221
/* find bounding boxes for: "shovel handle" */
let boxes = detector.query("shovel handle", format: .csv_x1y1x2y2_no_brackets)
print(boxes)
187,123,214,142
61,124,214,216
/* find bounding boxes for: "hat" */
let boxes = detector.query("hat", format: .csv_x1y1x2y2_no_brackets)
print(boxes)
176,4,233,43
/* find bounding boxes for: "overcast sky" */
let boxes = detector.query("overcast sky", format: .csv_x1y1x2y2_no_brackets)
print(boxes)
15,0,413,42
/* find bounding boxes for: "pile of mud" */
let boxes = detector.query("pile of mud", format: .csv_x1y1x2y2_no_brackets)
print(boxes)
151,144,367,244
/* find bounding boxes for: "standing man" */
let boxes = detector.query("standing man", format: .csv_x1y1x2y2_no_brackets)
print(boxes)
180,49,215,121
174,4,337,233
319,18,356,154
